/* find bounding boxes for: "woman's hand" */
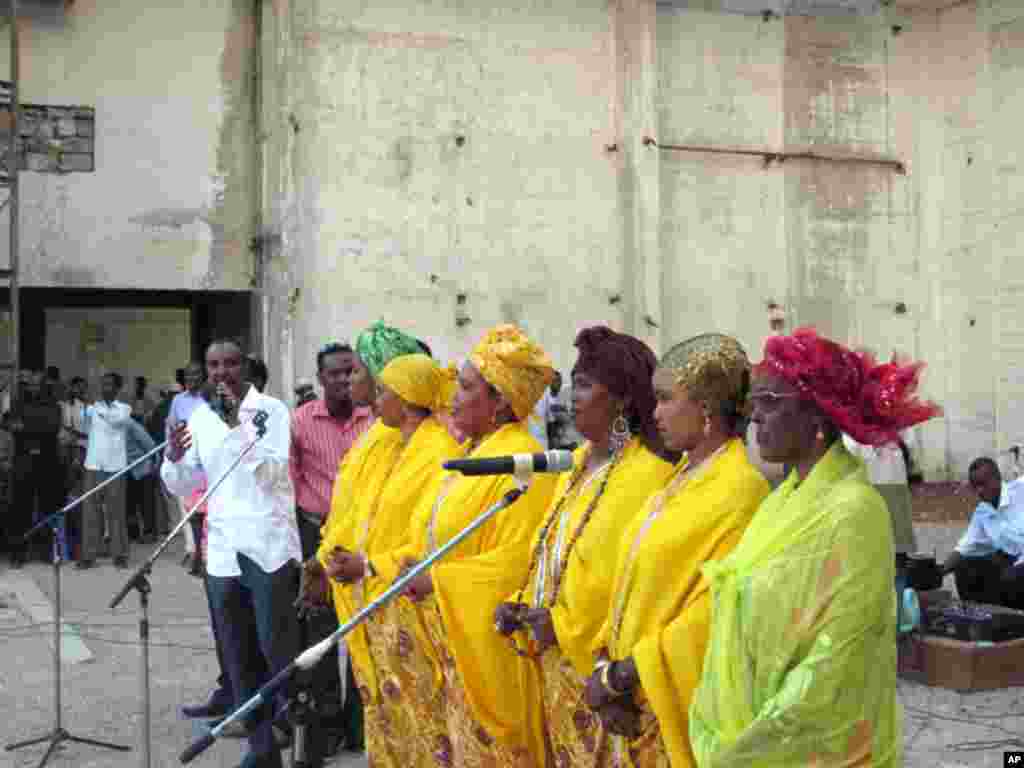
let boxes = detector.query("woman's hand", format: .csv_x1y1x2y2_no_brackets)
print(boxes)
521,607,558,652
584,657,638,710
399,559,434,602
493,602,527,636
294,559,328,619
597,697,642,739
585,659,613,710
325,547,366,584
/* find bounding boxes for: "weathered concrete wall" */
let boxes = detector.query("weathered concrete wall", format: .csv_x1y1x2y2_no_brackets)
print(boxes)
259,0,627,393
0,0,258,290
656,2,1024,477
265,0,1024,477
45,306,190,392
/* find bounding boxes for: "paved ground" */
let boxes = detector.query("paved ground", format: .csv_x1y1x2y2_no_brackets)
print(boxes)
1,524,1022,768
0,537,366,768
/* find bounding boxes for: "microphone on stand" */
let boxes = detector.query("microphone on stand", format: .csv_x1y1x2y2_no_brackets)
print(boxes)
443,450,575,477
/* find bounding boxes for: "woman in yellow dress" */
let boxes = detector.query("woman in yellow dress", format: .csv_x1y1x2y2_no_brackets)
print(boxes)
583,334,770,768
493,326,673,768
295,322,430,760
374,324,559,767
689,328,940,767
313,354,461,767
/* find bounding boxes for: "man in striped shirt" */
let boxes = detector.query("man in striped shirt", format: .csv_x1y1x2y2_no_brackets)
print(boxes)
289,341,373,757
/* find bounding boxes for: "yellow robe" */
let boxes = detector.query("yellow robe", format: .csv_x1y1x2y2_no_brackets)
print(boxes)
317,420,400,564
317,417,458,697
594,438,769,768
316,418,459,768
689,442,901,768
375,422,558,766
511,438,673,768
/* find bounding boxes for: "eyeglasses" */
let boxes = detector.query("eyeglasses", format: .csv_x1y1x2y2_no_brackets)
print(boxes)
748,391,802,408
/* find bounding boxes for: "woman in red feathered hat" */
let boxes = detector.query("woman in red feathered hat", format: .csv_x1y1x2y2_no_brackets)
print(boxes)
690,327,941,768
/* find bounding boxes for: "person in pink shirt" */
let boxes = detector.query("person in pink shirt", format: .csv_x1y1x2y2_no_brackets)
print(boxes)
289,342,374,756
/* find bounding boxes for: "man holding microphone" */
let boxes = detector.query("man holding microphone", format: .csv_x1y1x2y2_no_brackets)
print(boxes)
163,339,301,768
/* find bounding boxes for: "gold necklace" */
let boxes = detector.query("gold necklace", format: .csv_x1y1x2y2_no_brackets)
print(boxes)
532,454,612,607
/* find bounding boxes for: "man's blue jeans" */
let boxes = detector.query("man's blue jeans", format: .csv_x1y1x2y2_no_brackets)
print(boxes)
207,554,300,768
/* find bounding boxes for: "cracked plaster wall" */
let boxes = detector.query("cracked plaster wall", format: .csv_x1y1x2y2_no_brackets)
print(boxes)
0,0,258,291
262,0,1024,477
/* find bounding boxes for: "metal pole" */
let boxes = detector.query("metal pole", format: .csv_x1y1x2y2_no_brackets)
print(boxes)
52,546,61,736
139,588,151,768
9,0,18,404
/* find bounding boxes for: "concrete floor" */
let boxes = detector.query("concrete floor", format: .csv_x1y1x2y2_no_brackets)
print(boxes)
0,524,1021,768
0,538,366,768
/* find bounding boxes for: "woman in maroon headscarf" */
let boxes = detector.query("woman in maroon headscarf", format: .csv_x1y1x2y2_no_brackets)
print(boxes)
690,327,940,768
494,326,674,766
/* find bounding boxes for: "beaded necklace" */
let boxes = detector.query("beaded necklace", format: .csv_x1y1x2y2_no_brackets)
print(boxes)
515,441,625,610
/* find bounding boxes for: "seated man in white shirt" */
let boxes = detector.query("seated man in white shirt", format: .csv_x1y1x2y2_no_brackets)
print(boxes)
942,456,1024,609
163,339,302,768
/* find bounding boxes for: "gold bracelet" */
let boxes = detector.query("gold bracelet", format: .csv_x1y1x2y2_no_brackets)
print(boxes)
363,555,376,579
601,662,626,698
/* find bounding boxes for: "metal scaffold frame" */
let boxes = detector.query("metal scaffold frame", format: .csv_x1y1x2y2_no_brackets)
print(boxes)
2,0,19,405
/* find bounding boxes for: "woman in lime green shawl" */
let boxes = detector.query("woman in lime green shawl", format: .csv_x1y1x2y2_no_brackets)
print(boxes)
689,328,941,767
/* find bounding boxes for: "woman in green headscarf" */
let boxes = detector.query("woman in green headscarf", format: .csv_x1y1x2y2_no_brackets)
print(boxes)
297,321,427,752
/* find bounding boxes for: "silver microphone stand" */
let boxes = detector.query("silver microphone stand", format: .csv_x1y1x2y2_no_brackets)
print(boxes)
4,442,167,767
110,410,269,768
180,479,531,764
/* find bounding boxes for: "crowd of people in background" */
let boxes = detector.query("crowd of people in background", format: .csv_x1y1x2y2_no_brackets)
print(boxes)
0,356,274,569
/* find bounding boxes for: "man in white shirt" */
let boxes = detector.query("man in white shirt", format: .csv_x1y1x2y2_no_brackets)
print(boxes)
79,372,132,569
163,339,301,768
942,456,1024,609
546,370,583,450
168,362,208,573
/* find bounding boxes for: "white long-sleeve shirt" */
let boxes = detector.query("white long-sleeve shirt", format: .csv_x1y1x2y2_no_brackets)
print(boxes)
83,400,132,472
955,478,1024,565
161,386,301,578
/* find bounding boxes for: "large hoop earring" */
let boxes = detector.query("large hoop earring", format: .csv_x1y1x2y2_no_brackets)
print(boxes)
610,412,630,455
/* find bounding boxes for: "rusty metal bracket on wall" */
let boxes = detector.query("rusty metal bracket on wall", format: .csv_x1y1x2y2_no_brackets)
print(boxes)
642,137,906,175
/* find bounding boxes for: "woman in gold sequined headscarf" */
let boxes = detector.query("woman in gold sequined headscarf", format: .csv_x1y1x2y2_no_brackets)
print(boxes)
369,325,559,767
583,334,771,768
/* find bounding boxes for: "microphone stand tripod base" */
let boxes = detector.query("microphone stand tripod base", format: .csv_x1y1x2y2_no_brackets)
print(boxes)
5,548,132,768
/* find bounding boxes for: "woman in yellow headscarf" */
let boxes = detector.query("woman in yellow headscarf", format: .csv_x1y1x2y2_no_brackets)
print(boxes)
373,324,559,767
310,353,461,768
583,334,770,768
295,325,440,761
494,326,674,768
313,320,427,552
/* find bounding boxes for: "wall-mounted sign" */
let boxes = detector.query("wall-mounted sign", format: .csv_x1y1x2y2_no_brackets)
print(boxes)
0,81,95,176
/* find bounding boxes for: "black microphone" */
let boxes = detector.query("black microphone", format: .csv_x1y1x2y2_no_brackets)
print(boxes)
443,450,574,476
210,392,227,419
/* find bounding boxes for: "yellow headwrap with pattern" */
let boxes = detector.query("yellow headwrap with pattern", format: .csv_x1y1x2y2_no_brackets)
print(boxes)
469,324,555,421
378,353,456,414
